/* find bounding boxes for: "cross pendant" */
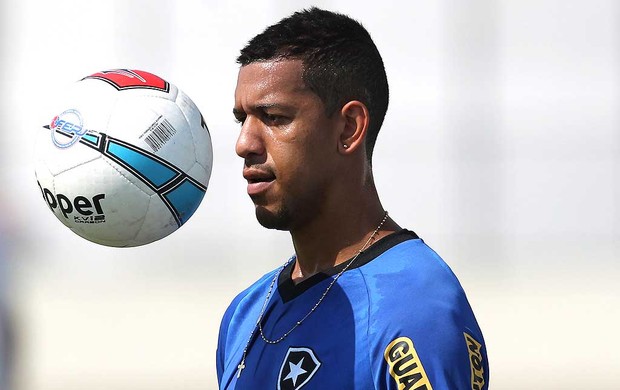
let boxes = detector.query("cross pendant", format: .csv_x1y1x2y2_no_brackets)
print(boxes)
237,361,246,378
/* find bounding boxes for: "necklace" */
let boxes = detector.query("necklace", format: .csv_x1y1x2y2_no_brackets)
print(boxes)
236,211,389,378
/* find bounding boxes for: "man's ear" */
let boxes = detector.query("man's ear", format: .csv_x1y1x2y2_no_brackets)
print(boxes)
338,100,369,154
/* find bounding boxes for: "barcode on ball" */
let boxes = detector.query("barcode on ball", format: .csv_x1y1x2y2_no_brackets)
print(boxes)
141,115,177,152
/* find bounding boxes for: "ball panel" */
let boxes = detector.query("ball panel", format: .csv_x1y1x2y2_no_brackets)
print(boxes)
132,196,178,246
186,163,210,188
192,130,213,185
177,90,213,185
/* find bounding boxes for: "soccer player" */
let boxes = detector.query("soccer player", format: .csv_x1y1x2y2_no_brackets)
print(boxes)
217,7,488,390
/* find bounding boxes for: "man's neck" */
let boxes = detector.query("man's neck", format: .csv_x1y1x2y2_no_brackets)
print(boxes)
289,202,400,284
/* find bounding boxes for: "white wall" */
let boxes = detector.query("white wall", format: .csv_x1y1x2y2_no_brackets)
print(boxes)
0,0,618,389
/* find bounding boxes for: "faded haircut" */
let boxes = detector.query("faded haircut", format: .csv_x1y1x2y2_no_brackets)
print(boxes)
237,7,389,163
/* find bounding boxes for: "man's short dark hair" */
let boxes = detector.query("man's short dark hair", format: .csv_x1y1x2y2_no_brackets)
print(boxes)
237,7,389,163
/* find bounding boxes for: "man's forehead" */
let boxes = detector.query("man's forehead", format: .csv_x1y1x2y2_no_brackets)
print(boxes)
235,59,308,98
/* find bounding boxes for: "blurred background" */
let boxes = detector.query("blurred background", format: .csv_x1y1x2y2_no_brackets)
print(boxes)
0,0,618,389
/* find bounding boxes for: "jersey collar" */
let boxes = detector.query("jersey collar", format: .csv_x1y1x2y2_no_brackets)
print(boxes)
278,229,419,303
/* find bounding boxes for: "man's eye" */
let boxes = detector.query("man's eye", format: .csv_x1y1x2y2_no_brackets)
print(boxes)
263,114,288,125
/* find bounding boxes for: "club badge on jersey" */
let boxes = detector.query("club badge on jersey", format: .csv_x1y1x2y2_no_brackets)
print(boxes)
278,347,322,390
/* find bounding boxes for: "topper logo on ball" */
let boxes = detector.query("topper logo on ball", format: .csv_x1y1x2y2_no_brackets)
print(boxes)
37,180,106,221
83,69,170,92
50,109,88,148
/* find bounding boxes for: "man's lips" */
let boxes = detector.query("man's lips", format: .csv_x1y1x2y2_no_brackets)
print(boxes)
243,169,276,196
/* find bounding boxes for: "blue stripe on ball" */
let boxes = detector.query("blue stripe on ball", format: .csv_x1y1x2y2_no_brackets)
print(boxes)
163,179,206,225
107,141,177,187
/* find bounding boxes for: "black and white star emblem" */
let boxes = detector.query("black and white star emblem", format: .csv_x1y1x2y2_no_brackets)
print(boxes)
278,346,321,390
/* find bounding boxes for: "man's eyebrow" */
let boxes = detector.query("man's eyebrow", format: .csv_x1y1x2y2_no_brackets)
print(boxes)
236,103,294,114
232,108,245,118
255,103,285,110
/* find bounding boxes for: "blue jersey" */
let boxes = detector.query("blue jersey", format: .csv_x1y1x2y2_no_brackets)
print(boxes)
217,230,489,389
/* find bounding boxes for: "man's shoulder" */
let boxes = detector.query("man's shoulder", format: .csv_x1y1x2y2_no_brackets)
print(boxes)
361,236,488,389
225,266,282,313
363,234,462,289
218,265,283,344
361,235,477,329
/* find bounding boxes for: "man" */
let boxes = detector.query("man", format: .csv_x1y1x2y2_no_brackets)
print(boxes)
217,7,488,390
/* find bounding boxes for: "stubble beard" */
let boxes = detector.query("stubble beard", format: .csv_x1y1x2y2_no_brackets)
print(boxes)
254,203,292,231
251,181,326,232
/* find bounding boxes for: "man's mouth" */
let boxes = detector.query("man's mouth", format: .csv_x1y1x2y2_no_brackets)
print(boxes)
243,169,276,196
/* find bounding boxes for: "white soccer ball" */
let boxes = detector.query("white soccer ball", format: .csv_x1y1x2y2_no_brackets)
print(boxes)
34,69,213,247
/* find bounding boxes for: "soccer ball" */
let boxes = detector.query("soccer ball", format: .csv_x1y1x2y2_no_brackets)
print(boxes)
34,69,213,247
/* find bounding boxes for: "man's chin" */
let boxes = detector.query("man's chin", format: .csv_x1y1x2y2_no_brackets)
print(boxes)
255,205,291,231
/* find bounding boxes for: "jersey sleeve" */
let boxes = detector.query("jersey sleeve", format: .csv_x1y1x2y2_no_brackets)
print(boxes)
367,241,489,390
216,286,254,385
375,322,488,390
215,269,281,388
216,294,237,384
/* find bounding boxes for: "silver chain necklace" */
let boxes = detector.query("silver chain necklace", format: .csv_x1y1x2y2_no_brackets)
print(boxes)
236,211,389,378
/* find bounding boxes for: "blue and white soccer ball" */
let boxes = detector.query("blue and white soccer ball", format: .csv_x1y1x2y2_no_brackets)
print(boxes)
34,69,213,247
